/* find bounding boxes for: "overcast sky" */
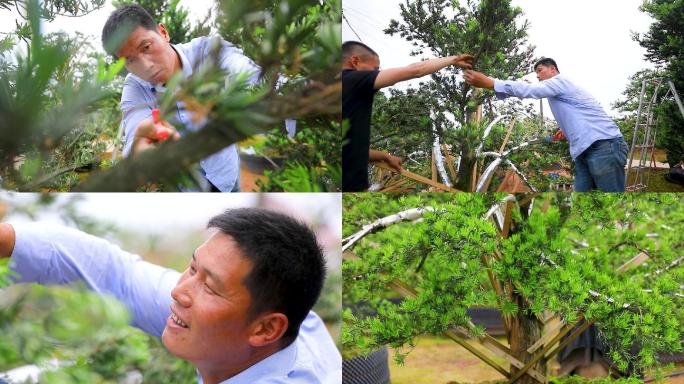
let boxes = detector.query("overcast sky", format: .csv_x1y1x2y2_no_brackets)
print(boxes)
342,0,655,116
0,0,215,50
1,192,341,235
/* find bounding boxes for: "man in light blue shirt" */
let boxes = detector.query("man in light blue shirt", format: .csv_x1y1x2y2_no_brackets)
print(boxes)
0,208,341,383
102,5,262,191
464,58,628,192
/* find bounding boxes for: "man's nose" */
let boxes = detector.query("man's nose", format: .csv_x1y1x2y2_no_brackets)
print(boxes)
171,278,193,307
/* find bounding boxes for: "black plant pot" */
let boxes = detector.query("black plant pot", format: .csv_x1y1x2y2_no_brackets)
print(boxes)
342,347,390,384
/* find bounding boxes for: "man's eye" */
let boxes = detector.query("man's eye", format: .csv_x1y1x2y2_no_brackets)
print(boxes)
204,284,216,295
189,265,196,274
143,44,151,51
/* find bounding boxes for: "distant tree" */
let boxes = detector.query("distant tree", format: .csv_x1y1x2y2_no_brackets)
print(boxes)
626,0,684,166
112,0,193,43
0,0,105,41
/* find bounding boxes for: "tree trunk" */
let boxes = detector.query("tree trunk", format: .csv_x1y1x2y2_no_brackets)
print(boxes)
508,293,546,384
456,150,476,191
457,91,482,191
506,198,546,384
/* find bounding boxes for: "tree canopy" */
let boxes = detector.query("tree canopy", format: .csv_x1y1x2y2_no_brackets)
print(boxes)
343,193,683,379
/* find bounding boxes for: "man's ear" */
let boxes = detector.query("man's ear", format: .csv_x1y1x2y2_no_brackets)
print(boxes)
157,23,170,42
349,56,360,69
247,313,289,348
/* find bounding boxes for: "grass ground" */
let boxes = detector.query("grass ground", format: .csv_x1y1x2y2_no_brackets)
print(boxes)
629,148,669,163
388,336,684,384
626,168,684,192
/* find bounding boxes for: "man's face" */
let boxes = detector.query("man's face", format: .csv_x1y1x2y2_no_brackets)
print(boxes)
535,64,558,81
161,231,256,366
115,25,178,84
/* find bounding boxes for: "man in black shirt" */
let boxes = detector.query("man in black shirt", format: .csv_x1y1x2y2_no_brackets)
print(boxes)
342,41,473,191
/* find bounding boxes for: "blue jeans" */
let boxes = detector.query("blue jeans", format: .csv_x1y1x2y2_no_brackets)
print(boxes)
574,137,628,192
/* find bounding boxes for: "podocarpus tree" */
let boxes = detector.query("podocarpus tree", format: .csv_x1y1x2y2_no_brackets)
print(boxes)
384,0,536,190
342,193,683,382
370,89,572,192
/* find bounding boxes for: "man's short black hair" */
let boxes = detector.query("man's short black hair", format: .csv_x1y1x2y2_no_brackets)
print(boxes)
342,40,379,61
207,208,326,347
534,57,559,72
101,4,158,56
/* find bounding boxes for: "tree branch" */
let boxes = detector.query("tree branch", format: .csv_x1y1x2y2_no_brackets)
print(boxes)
75,82,340,191
342,207,436,252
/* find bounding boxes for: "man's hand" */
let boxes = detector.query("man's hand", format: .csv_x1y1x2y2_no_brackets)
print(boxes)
132,117,181,154
463,70,495,89
374,53,475,89
384,153,402,172
370,149,402,172
552,129,566,142
452,54,474,70
0,223,15,259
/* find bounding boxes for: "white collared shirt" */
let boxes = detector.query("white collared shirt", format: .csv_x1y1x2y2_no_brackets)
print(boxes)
119,36,261,191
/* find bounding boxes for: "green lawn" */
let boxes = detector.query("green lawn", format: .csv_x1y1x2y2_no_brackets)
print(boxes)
388,335,684,384
626,168,684,192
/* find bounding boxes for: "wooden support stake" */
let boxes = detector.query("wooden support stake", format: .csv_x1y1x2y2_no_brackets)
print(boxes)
451,325,546,383
374,161,461,192
501,199,515,238
481,254,511,333
471,162,478,192
507,315,589,384
342,251,359,261
499,118,517,154
442,144,458,181
477,338,546,383
444,330,511,379
617,251,650,273
544,319,596,361
526,316,564,354
431,153,437,182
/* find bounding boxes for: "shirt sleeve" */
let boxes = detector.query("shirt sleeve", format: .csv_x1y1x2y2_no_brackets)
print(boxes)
8,222,178,338
120,76,155,157
345,70,380,97
215,37,298,137
493,77,564,100
215,37,262,86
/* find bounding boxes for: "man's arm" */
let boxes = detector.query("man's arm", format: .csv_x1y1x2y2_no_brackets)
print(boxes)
464,70,563,99
463,70,495,89
369,149,402,172
5,222,177,337
375,54,473,90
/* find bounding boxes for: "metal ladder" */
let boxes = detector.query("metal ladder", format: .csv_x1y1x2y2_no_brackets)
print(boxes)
625,78,684,191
